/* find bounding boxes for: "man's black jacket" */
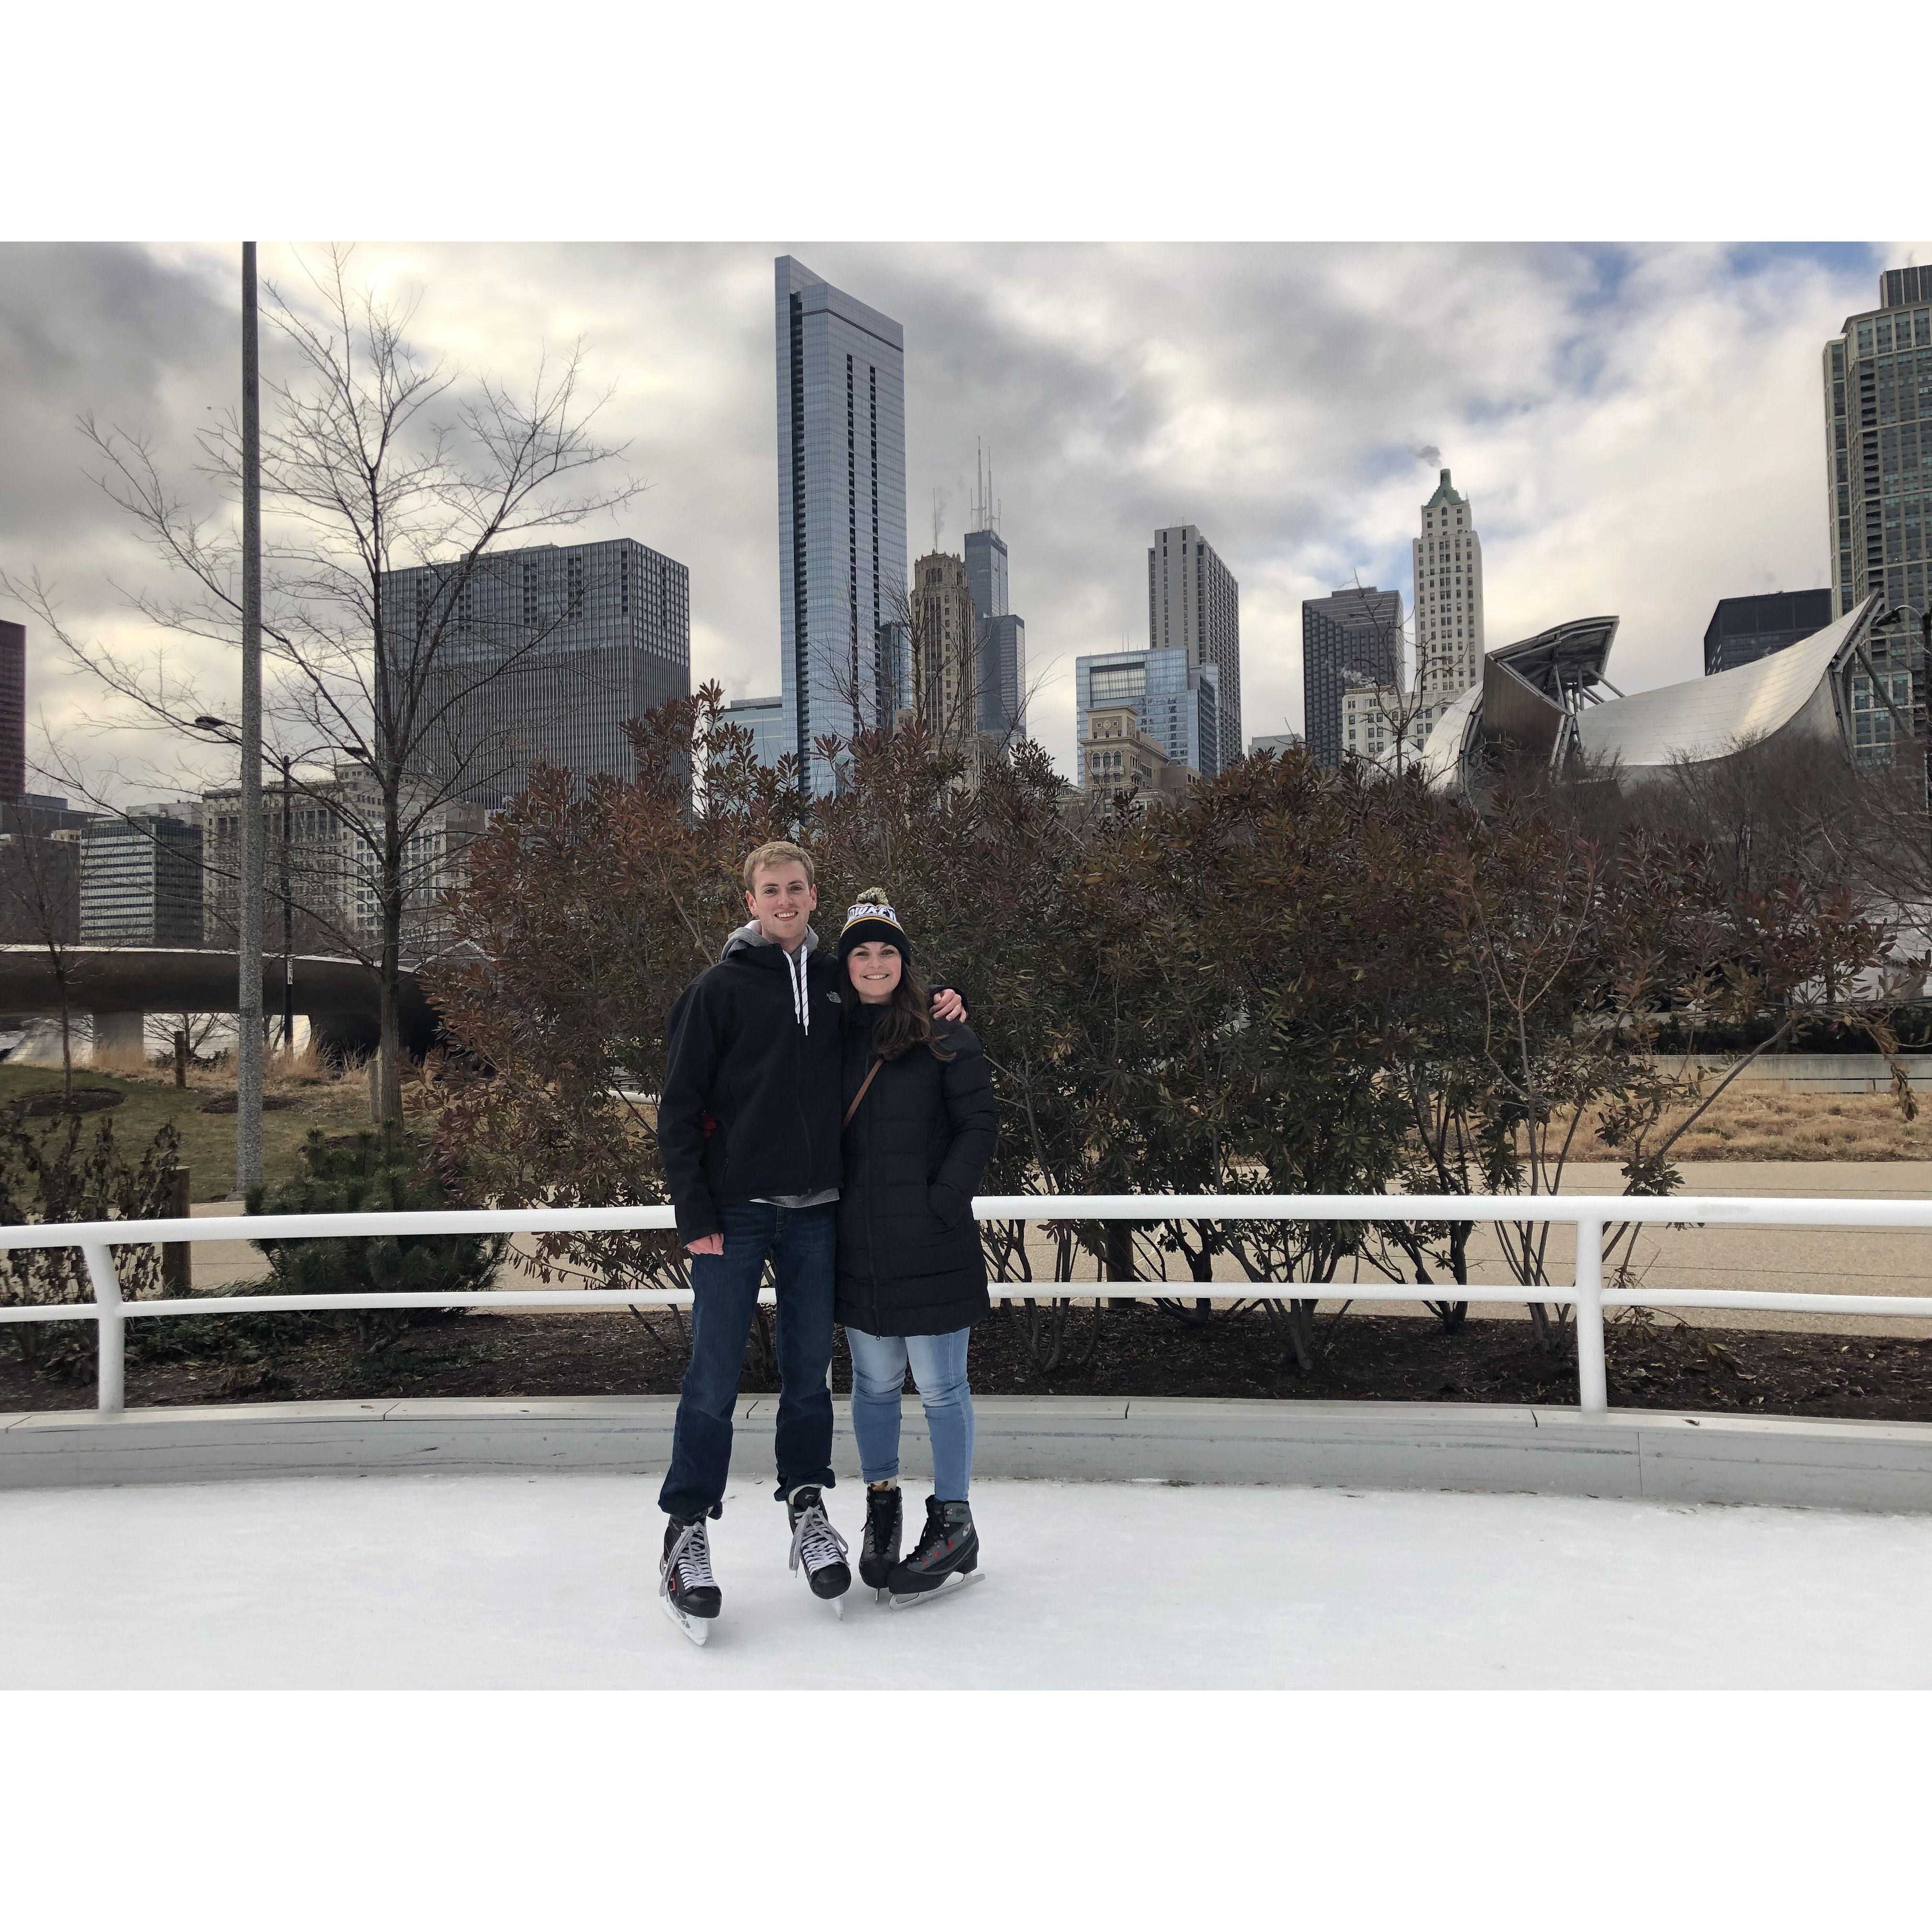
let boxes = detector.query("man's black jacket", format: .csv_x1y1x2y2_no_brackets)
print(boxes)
656,926,848,1244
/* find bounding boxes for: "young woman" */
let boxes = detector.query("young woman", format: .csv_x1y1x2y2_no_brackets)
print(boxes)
834,890,998,1603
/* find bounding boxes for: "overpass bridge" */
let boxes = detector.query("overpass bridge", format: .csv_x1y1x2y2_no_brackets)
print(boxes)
0,945,442,1059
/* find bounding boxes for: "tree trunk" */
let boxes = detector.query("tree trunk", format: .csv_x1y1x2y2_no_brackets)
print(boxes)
376,950,404,1124
56,976,72,1104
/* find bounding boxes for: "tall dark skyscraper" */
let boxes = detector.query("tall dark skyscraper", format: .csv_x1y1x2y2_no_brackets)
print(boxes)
775,255,908,794
1301,586,1402,767
964,528,1007,626
1824,265,1932,618
0,618,25,800
963,456,1026,747
382,538,690,809
1702,588,1835,675
1149,525,1239,778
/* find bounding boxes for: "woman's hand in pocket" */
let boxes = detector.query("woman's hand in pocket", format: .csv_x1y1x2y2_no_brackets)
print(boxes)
928,1183,969,1228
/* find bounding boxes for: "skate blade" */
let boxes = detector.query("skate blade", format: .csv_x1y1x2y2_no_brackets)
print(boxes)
887,1571,984,1611
800,1574,850,1620
659,1591,712,1647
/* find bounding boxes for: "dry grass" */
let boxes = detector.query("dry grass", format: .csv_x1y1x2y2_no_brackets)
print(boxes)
1561,1086,1932,1163
0,1060,380,1201
264,1035,335,1088
85,1040,153,1079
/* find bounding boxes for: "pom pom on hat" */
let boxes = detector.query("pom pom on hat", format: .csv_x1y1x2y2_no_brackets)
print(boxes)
838,889,912,963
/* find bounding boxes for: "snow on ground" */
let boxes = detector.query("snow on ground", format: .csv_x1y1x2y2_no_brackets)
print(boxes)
5,1472,1932,1690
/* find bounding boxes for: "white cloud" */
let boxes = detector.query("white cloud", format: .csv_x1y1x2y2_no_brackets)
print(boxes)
1,239,1920,799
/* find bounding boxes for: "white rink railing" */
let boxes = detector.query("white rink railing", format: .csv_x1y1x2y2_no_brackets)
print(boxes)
3,1193,1932,1418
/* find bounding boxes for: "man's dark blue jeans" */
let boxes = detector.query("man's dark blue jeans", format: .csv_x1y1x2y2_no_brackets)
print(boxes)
657,1199,838,1522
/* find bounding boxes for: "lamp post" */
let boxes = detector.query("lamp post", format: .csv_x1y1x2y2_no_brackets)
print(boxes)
195,719,368,1050
238,242,262,1195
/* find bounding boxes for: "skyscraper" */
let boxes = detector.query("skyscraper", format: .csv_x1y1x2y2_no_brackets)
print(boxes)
1074,648,1219,779
1824,265,1932,619
964,529,1007,629
1702,588,1835,675
1301,586,1402,767
0,618,25,801
721,695,789,769
964,458,1026,748
383,537,690,809
1411,469,1486,736
1248,729,1303,756
78,810,203,946
775,255,908,795
1148,525,1239,777
907,552,982,768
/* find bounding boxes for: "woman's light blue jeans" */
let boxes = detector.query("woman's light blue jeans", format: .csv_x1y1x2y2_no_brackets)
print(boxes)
845,1325,975,1501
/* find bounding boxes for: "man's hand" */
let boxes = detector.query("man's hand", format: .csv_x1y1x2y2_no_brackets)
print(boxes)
687,1232,724,1257
933,986,966,1023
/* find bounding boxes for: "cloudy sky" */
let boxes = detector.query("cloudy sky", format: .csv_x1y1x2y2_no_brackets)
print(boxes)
1,239,1923,797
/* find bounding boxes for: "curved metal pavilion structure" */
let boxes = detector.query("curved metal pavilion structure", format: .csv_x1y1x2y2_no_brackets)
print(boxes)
1422,592,1913,799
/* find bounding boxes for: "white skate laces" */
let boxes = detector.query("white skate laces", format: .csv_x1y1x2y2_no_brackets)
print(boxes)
788,1494,850,1579
662,1519,716,1599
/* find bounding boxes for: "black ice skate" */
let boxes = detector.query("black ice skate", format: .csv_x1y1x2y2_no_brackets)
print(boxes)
786,1484,852,1618
860,1483,904,1600
659,1515,721,1646
886,1496,984,1610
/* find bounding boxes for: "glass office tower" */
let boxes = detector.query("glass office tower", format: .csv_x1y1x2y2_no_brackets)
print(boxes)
1702,589,1835,675
721,695,789,769
1824,265,1932,619
1074,647,1219,778
775,256,908,795
1148,525,1240,778
965,526,1026,747
1301,586,1403,767
384,537,690,809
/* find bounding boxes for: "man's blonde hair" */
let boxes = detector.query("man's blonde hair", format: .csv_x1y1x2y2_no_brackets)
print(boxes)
742,840,816,890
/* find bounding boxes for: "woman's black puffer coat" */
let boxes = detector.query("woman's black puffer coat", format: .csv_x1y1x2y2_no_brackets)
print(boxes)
836,1007,998,1338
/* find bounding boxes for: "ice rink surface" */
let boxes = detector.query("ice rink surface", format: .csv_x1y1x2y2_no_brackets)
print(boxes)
5,1471,1932,1690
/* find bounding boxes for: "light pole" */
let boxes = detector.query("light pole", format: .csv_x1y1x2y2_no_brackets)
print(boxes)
238,241,263,1195
195,719,368,1051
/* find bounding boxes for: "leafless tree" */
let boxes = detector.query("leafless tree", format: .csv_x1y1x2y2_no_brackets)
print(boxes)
1338,569,1463,780
4,246,642,1121
814,567,1013,799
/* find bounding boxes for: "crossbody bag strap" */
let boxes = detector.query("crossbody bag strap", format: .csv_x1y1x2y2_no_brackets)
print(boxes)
842,1057,884,1130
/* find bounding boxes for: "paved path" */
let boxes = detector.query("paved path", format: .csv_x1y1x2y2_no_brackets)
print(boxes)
6,1471,1930,1689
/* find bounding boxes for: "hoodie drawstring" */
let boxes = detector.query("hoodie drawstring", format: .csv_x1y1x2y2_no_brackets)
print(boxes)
721,920,814,1033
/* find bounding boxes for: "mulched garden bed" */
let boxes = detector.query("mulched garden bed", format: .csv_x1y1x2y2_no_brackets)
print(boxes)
4,1300,1932,1424
10,1088,126,1118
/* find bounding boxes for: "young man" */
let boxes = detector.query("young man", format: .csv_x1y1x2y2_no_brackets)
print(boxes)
654,840,964,1634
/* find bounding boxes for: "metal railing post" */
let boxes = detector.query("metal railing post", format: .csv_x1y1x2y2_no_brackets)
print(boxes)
1574,1217,1607,1415
81,1242,125,1415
